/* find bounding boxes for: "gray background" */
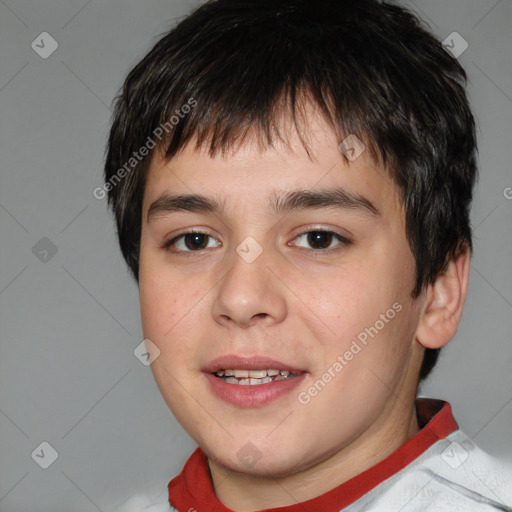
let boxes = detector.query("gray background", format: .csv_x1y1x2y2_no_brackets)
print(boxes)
0,0,511,510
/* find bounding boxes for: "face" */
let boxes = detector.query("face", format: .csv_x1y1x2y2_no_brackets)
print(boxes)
139,109,424,478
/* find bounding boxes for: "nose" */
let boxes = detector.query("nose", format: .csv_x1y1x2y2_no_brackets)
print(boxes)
211,243,287,329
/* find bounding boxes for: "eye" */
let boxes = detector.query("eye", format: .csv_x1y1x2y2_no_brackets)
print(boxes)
291,230,352,251
162,231,221,253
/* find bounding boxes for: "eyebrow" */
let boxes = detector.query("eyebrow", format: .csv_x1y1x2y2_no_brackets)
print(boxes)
271,187,380,216
146,187,380,222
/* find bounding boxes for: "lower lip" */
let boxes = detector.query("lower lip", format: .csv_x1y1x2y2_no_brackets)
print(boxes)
204,373,306,408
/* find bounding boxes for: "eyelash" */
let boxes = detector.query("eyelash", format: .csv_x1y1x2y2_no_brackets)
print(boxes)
160,228,352,255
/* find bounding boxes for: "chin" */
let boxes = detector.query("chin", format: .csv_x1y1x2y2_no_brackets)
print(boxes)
207,443,313,478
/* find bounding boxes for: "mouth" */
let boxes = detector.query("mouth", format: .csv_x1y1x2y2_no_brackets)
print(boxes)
203,356,307,407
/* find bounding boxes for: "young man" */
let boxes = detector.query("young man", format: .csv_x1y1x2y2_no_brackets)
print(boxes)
105,0,512,510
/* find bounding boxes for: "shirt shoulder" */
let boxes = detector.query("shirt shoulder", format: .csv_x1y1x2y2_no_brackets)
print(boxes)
345,429,512,511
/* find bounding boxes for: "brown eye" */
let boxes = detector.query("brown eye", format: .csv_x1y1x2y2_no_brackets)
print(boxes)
183,233,209,250
306,231,334,249
293,230,352,251
163,231,221,253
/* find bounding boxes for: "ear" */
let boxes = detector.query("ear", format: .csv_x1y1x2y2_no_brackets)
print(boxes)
415,246,471,349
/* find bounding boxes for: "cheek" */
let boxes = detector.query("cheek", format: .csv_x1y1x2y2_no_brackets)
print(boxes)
296,264,397,344
296,250,416,375
138,254,205,353
139,274,178,337
139,263,207,409
325,300,417,409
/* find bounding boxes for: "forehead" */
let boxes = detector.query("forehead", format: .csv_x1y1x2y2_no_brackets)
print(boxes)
142,107,401,220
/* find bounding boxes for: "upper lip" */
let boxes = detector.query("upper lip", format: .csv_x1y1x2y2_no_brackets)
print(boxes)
202,355,306,374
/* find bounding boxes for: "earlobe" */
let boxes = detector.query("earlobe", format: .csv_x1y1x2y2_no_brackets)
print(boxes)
415,246,471,350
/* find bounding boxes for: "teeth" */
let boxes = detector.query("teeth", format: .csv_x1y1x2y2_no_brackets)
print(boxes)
215,368,291,378
235,377,276,385
249,369,267,378
214,368,299,385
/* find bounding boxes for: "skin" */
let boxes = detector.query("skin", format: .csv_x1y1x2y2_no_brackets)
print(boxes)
138,105,470,510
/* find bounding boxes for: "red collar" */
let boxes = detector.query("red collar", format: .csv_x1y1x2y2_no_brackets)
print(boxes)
168,399,458,512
